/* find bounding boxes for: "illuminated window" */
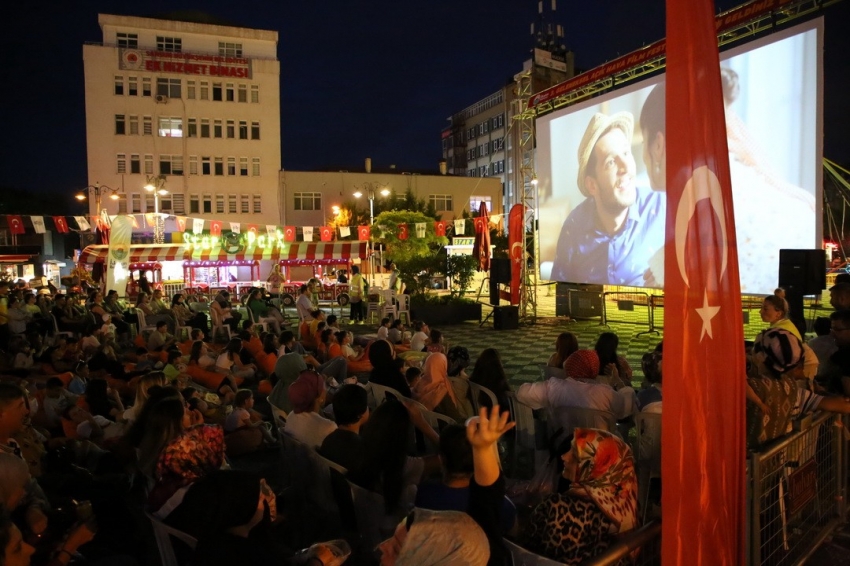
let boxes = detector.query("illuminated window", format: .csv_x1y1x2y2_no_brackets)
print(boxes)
251,157,260,176
469,196,491,213
158,117,183,137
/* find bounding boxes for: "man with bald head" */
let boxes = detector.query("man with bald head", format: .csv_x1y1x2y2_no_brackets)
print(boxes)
830,282,850,311
551,111,666,286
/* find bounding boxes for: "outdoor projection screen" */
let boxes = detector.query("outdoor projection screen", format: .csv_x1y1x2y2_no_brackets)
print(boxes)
536,19,822,295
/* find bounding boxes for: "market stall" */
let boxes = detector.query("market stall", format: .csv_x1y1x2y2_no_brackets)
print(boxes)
77,244,185,297
182,259,262,298
277,241,369,306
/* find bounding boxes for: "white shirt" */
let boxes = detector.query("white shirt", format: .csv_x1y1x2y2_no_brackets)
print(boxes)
411,332,428,352
296,294,314,320
517,377,637,420
285,411,337,449
376,326,389,341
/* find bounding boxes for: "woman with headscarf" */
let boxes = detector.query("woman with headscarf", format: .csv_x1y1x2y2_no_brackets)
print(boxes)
523,427,639,564
369,339,411,398
469,348,512,412
415,352,464,422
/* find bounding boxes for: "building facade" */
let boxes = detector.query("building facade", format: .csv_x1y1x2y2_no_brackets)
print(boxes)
83,14,281,239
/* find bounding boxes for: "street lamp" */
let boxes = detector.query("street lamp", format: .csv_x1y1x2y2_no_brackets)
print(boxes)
144,175,169,244
354,184,390,285
75,183,120,220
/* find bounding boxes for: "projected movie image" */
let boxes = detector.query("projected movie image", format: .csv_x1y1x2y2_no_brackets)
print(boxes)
537,21,820,295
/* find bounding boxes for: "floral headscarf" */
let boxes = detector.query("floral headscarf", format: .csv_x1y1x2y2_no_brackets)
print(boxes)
416,353,460,411
567,427,638,532
156,424,225,485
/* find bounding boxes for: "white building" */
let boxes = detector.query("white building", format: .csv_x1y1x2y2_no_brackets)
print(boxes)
83,13,281,239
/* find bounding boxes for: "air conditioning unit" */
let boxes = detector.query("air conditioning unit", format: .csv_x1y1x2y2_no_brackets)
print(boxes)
155,94,169,104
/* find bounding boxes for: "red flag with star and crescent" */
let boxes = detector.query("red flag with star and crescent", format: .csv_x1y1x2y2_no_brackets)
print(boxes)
434,221,447,237
358,226,370,240
662,0,745,564
398,224,409,240
53,216,69,234
320,226,333,242
246,224,259,238
283,226,296,242
210,221,222,237
7,215,24,235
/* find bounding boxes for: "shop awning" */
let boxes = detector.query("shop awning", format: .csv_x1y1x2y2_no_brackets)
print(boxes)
0,254,36,264
279,241,368,263
78,244,186,265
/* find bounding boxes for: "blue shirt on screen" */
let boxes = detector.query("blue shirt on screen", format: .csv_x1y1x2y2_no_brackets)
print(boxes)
550,186,666,286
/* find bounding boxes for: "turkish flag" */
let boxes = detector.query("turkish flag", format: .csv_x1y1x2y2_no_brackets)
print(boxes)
507,205,524,305
175,217,187,232
398,224,408,240
246,224,259,238
358,225,370,240
7,215,24,235
434,221,447,237
320,226,333,242
283,226,296,242
210,220,222,237
662,1,745,564
53,216,69,233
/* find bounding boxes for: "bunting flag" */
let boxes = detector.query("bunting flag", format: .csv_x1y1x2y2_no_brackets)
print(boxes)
210,220,222,237
74,216,91,231
100,210,112,228
473,216,486,233
339,226,351,238
453,219,466,235
663,0,745,564
192,218,204,234
283,226,296,242
415,223,426,238
434,220,447,237
130,215,140,229
358,225,371,240
53,216,69,234
30,216,46,234
266,225,277,237
7,215,24,235
176,217,187,232
246,224,259,238
230,222,240,234
302,226,314,241
320,226,333,242
398,224,409,240
144,213,156,228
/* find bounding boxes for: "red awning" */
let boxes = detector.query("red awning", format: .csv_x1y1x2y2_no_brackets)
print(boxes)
0,255,35,264
279,241,368,263
78,245,186,265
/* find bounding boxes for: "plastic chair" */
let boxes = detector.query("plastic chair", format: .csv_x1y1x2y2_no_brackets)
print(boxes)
467,381,499,414
209,307,232,341
347,479,390,554
634,411,662,522
506,391,547,477
394,294,411,325
134,309,157,335
246,305,271,333
146,511,197,566
549,406,619,445
50,313,74,340
365,299,382,325
503,537,564,566
380,289,397,320
365,381,405,410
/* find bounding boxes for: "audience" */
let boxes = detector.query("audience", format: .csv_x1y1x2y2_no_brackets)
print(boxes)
284,370,336,448
319,384,369,471
548,332,579,369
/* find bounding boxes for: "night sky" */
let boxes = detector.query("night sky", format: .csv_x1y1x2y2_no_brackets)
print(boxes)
1,0,848,196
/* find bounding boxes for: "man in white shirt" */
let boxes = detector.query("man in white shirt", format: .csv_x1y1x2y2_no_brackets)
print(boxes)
284,370,337,449
410,321,430,352
296,284,314,321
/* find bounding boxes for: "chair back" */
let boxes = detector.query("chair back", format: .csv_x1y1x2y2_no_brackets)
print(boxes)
366,381,404,410
146,510,197,566
634,411,662,471
347,479,389,554
467,381,499,414
281,432,340,528
549,406,618,445
395,294,411,324
503,538,565,566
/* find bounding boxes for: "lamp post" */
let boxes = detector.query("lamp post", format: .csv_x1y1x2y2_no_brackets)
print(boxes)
144,175,169,244
75,183,120,221
354,184,389,285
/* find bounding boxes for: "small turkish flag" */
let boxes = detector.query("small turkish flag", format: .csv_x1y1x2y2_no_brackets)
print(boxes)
398,224,409,240
358,225,371,240
474,217,485,233
175,216,187,232
434,221,447,237
283,226,296,242
210,221,222,237
320,226,333,242
246,224,259,237
7,215,24,235
53,216,69,233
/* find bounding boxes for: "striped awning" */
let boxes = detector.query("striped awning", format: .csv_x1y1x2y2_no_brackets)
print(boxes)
78,244,186,265
279,241,368,263
0,254,36,264
185,246,287,262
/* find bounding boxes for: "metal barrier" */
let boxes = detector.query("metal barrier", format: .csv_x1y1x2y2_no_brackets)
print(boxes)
601,291,658,336
582,521,661,565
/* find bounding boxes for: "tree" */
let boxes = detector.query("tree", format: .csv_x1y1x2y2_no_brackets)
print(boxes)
372,209,446,295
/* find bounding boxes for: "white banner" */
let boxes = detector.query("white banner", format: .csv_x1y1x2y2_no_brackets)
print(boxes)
74,216,91,231
415,222,426,238
302,226,313,241
193,218,204,234
230,222,240,234
453,219,466,235
266,224,277,236
31,216,46,234
339,226,351,238
106,216,133,296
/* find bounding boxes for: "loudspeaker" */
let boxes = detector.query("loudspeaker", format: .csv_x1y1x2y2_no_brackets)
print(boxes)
489,280,500,306
490,258,512,284
778,249,826,295
569,287,603,319
493,305,519,330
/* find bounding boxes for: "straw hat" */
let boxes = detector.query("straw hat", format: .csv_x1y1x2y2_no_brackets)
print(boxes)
576,111,634,197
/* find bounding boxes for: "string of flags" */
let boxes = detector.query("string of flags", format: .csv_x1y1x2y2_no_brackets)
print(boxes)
5,213,491,241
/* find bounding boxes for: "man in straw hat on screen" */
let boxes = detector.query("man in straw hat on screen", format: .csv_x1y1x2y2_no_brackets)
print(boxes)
550,111,665,286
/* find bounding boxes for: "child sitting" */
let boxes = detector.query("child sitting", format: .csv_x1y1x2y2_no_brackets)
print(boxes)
405,366,422,390
224,390,276,447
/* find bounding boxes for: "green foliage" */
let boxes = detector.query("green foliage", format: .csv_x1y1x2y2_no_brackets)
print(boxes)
445,255,477,298
373,210,446,264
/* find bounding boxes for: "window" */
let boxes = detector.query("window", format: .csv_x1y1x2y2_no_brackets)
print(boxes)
469,196,492,213
478,165,487,177
117,195,127,214
215,195,225,214
238,121,248,140
251,121,260,140
144,154,153,175
200,81,209,100
145,194,155,213
238,84,247,103
226,120,235,138
130,154,140,174
159,155,184,176
214,157,223,176
201,157,211,175
187,80,196,99
251,157,260,176
228,194,237,213
131,194,141,213
203,194,212,214
157,36,182,52
212,83,222,101
129,115,139,135
128,77,137,96
142,78,151,97
117,153,126,174
115,114,126,135
143,116,152,135
294,192,322,211
429,194,453,212
226,83,234,102
189,194,200,214
227,157,236,176
188,118,197,137
158,117,183,137
189,156,198,175
218,42,243,57
159,194,173,213
117,32,138,48
252,195,261,213
240,195,249,213
156,78,181,98
239,157,248,176
250,85,259,103
493,138,504,152
172,193,185,214
213,120,222,138
114,76,123,95
200,119,210,138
